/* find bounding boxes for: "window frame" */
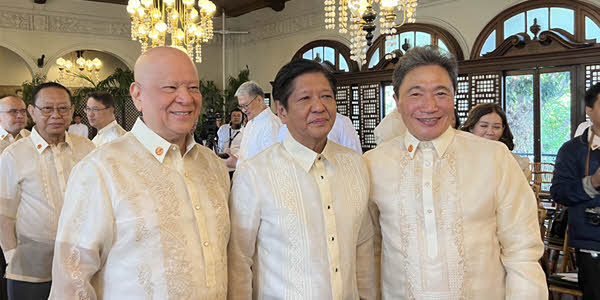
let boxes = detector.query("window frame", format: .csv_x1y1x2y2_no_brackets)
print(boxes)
292,40,359,73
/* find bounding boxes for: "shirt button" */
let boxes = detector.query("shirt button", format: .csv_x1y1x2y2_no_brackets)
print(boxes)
203,241,209,247
195,205,201,210
320,175,324,179
331,236,335,241
425,161,431,167
318,156,321,160
427,209,432,214
334,267,338,272
327,205,331,210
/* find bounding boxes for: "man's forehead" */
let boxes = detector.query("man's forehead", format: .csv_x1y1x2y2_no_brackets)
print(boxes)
0,97,25,108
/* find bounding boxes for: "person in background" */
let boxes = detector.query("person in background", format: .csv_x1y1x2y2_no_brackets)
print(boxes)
229,59,375,299
0,82,94,300
0,96,29,154
217,108,243,154
365,46,547,299
374,107,406,146
551,82,600,300
68,113,89,139
224,81,281,168
461,103,531,180
84,91,126,147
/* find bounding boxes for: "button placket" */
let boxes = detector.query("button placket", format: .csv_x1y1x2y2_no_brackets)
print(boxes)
422,148,438,258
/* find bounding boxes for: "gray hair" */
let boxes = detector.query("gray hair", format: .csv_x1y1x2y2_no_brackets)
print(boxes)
392,45,458,96
235,81,265,99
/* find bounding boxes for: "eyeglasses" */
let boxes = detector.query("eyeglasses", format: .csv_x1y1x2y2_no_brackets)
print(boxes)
34,104,71,117
0,109,27,117
238,95,259,111
84,106,110,113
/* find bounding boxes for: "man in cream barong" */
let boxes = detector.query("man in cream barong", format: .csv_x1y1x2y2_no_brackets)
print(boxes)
84,91,126,147
364,46,547,299
49,47,231,299
0,95,30,154
228,59,376,299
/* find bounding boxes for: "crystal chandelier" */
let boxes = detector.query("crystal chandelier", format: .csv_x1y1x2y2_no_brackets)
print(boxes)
127,0,216,63
55,52,103,85
324,0,418,63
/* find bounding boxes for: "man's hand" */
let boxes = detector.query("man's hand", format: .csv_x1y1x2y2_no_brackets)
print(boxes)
591,167,600,188
224,149,238,168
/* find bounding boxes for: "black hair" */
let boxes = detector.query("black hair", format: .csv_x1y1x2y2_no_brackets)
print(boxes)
585,82,600,108
272,59,336,109
32,82,71,106
86,91,115,108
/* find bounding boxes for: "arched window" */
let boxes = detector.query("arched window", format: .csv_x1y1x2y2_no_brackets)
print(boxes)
465,0,600,165
292,40,359,73
472,0,600,58
365,23,464,70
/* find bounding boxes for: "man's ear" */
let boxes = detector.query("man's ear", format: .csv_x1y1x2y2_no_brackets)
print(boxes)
393,93,401,113
130,82,142,112
27,104,35,122
586,106,593,120
276,100,288,124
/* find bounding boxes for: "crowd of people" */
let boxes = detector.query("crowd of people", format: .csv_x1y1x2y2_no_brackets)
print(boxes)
0,44,597,300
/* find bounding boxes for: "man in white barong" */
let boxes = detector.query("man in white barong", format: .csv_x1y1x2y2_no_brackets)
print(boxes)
49,47,231,299
228,59,376,300
0,95,30,154
0,82,95,300
364,46,547,299
373,108,405,146
84,91,126,147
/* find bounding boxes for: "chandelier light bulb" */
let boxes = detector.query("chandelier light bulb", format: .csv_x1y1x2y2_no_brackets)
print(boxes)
163,0,175,6
92,58,102,69
381,0,399,8
56,57,65,66
64,60,72,70
141,0,152,8
155,22,167,32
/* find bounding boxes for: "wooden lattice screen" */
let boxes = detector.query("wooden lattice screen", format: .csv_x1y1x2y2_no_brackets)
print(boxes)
454,72,502,123
586,64,600,89
359,83,380,149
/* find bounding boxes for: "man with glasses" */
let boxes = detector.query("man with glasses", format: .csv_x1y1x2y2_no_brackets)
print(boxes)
84,91,126,147
0,82,94,300
224,81,281,168
0,96,29,154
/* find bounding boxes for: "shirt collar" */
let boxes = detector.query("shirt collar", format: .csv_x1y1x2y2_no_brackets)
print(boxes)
588,128,600,150
29,126,73,154
130,118,197,163
404,126,455,159
283,133,335,173
97,120,118,135
252,107,270,123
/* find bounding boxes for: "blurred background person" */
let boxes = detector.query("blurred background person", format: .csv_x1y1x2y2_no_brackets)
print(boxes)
217,108,243,154
461,103,531,180
68,113,89,139
84,91,126,147
0,96,29,154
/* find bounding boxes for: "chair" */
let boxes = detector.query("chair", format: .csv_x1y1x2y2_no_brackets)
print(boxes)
530,162,555,204
547,228,582,300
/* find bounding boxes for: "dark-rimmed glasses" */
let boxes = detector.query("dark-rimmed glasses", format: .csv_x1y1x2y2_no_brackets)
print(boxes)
238,95,259,111
0,109,27,117
33,104,71,117
84,106,110,113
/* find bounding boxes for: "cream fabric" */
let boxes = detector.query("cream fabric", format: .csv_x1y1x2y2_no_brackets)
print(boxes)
511,153,532,181
228,135,376,300
278,113,363,154
373,110,405,146
236,108,281,167
92,120,127,147
68,123,89,139
0,126,29,154
364,128,547,300
0,128,94,282
49,118,230,300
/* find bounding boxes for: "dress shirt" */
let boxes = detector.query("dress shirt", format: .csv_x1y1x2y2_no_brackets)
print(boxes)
237,108,281,167
49,118,230,300
0,126,30,154
217,123,243,153
228,135,376,300
92,120,127,147
68,123,89,139
278,113,363,154
373,110,406,145
364,128,547,299
0,128,94,282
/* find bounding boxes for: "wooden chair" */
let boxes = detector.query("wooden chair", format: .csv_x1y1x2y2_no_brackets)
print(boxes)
530,162,555,204
547,228,582,300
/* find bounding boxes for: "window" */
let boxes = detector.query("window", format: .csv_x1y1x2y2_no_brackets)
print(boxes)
472,0,599,59
293,40,357,72
365,23,464,70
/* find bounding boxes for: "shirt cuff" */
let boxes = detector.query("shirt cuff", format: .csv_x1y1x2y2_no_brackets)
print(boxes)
583,176,600,198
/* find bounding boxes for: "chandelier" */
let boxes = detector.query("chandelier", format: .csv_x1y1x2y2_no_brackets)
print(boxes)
55,51,103,85
324,0,418,63
127,0,217,63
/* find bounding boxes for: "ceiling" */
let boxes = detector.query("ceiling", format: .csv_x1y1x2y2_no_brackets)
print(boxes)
85,0,292,17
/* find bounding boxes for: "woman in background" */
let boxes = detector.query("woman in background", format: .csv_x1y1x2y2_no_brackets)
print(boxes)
461,103,531,180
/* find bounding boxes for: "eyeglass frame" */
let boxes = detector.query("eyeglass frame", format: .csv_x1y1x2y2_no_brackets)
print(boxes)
32,104,72,117
0,109,27,117
84,106,111,113
238,95,259,111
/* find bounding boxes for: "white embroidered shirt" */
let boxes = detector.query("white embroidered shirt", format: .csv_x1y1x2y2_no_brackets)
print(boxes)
228,135,376,300
92,120,127,147
0,126,30,154
236,108,281,167
68,123,89,139
364,128,547,300
0,128,94,282
49,118,231,300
